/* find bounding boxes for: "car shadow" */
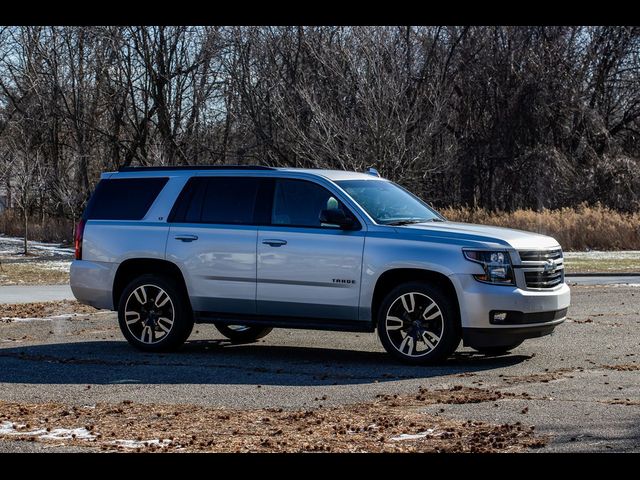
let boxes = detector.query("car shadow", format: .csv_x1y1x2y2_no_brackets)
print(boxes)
0,340,531,386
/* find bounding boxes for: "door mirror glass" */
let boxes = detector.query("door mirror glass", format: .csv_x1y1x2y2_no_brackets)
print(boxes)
319,208,355,229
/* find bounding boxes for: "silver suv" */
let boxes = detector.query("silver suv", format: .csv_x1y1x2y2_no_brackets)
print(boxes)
70,166,570,364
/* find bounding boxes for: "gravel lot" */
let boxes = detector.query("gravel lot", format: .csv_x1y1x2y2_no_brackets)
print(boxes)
0,284,638,452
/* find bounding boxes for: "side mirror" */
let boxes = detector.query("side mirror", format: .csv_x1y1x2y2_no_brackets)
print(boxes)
319,209,356,230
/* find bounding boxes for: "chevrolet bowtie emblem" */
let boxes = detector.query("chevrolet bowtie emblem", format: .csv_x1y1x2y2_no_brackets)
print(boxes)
543,259,557,273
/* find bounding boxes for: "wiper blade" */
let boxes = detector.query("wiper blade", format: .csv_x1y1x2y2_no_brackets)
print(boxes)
384,218,445,226
384,219,429,226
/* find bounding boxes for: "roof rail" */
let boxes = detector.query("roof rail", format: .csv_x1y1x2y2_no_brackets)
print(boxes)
117,165,275,172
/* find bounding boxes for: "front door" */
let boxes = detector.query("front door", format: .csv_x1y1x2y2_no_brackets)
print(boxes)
257,178,365,321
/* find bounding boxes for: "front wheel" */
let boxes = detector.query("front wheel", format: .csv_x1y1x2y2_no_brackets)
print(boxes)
377,282,460,365
118,274,193,352
214,324,273,343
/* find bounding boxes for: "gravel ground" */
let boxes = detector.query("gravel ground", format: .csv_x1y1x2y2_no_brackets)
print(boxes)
0,284,638,452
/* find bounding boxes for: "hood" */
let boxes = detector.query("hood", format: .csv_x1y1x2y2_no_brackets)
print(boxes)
395,221,561,250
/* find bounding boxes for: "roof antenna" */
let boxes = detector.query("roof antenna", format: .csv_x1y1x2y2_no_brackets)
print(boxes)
365,167,380,177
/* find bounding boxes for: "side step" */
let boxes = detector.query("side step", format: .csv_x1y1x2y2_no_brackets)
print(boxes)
195,312,374,333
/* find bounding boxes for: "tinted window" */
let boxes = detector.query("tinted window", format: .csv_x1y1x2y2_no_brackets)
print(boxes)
168,177,199,223
184,179,207,223
272,179,354,228
84,177,168,220
201,177,259,224
170,177,260,225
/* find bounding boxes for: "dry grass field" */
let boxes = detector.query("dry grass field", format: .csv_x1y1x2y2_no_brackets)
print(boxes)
442,204,640,251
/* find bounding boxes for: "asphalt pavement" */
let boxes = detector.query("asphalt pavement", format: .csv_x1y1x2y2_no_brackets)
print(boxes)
0,283,638,452
0,285,74,304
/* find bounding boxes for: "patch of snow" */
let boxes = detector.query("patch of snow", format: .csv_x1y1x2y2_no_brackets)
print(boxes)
0,235,74,257
0,421,95,440
0,421,19,434
1,311,110,322
110,438,172,449
40,427,95,441
564,250,640,260
38,260,72,272
390,429,436,441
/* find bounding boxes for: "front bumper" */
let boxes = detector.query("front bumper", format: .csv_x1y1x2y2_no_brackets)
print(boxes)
462,321,562,348
449,273,570,345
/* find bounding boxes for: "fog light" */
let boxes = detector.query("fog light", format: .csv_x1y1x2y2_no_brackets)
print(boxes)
492,311,508,323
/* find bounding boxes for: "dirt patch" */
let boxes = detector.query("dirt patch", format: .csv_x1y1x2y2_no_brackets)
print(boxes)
497,368,575,385
602,364,640,371
0,301,98,321
568,318,594,324
0,396,544,453
377,386,526,405
602,399,640,406
0,262,70,286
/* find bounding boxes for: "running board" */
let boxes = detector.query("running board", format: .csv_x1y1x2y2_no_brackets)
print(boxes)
195,311,374,333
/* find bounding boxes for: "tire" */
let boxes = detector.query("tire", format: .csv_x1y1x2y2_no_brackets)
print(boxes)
474,342,523,356
214,324,273,343
377,282,460,365
117,274,194,352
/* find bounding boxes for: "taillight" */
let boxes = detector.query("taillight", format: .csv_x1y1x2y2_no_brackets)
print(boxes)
75,219,86,260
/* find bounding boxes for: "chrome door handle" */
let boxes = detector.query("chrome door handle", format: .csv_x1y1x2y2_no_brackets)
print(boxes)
262,239,287,247
174,235,199,242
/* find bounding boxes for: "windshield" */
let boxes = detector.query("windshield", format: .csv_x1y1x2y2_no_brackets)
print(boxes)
336,179,444,225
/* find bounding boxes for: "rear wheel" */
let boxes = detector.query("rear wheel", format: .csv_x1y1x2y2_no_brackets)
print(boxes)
215,324,273,343
118,274,193,352
473,342,523,356
377,282,460,365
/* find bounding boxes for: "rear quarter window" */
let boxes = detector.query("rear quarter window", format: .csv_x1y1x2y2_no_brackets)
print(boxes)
84,177,169,220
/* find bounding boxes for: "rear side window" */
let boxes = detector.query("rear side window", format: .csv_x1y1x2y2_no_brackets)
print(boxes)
84,177,168,220
169,177,260,225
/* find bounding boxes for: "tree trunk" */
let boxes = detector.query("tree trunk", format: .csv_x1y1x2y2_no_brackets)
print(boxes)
23,207,28,255
71,211,76,241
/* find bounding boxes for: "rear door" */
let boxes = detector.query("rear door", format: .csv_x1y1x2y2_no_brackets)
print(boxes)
166,176,262,315
256,178,366,321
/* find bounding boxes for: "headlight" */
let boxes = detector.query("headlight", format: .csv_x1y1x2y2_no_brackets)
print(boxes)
463,249,515,285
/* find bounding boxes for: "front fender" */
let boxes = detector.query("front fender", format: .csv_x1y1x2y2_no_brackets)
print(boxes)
359,233,482,321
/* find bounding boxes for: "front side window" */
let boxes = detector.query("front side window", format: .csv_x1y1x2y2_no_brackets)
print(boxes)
336,179,443,225
271,179,356,228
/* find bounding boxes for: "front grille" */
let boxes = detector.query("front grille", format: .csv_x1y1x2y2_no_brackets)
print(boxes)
518,249,562,262
524,270,564,288
518,248,564,289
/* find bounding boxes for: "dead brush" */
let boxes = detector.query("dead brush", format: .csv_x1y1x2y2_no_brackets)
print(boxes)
440,203,640,251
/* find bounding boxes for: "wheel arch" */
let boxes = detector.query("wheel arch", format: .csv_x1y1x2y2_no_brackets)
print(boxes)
371,268,461,330
112,258,191,312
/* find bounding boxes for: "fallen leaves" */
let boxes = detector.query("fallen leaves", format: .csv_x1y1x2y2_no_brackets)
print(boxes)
0,300,98,320
497,368,575,385
602,364,640,371
0,393,545,453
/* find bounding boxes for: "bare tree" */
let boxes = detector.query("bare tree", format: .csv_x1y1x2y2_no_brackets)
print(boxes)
0,25,639,243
